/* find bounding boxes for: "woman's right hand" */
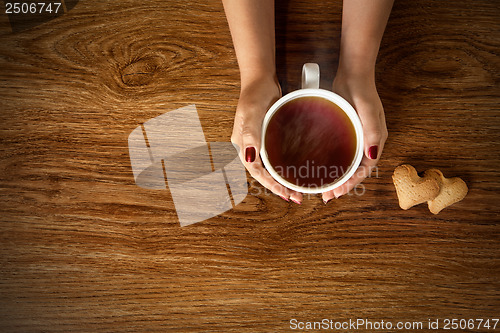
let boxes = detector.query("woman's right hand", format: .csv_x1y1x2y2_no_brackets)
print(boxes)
231,75,303,204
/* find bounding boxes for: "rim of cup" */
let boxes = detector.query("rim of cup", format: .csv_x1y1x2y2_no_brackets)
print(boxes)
260,88,364,194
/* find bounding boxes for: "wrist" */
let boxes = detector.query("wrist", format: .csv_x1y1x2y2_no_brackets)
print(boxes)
240,66,278,91
237,72,280,115
333,63,378,102
240,68,278,92
335,67,376,93
337,35,381,80
337,54,376,82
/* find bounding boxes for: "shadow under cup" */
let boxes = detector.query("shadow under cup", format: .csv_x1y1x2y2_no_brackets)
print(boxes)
261,91,364,193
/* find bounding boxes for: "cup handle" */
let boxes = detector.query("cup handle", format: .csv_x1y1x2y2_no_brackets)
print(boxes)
301,63,320,89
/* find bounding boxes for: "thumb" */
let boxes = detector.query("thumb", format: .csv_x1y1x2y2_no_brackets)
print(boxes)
358,107,384,161
241,126,261,164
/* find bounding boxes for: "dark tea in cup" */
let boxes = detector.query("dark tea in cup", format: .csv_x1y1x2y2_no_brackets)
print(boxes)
260,63,363,193
264,96,357,188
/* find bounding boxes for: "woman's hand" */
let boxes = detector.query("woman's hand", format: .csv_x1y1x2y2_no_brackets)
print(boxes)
321,0,393,203
223,0,302,203
322,71,388,203
231,75,303,204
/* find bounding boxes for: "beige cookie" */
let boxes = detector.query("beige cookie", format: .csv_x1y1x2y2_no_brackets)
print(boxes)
424,169,468,214
392,164,441,210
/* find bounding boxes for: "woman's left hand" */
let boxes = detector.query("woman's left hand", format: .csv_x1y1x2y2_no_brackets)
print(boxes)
322,71,388,203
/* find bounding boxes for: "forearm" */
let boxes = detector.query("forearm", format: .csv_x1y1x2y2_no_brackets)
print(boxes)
338,0,394,79
222,0,276,88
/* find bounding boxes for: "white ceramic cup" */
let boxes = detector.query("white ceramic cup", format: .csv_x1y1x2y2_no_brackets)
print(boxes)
260,63,364,194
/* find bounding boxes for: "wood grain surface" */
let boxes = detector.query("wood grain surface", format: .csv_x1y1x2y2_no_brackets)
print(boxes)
0,0,499,331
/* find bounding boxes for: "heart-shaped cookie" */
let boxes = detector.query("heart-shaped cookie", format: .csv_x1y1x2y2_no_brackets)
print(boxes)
424,169,468,214
392,164,441,210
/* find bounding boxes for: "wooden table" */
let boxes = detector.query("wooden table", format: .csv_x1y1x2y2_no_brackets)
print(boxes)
0,0,498,331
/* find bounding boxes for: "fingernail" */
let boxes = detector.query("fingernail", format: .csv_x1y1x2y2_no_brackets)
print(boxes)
368,145,378,160
280,195,289,202
323,198,331,205
290,198,301,205
245,147,256,163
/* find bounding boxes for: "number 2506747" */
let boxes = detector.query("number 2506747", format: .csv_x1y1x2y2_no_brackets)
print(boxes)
5,2,62,14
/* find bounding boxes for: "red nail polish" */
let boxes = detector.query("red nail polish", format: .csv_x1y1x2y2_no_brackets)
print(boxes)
245,147,256,163
280,195,289,202
368,146,378,160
